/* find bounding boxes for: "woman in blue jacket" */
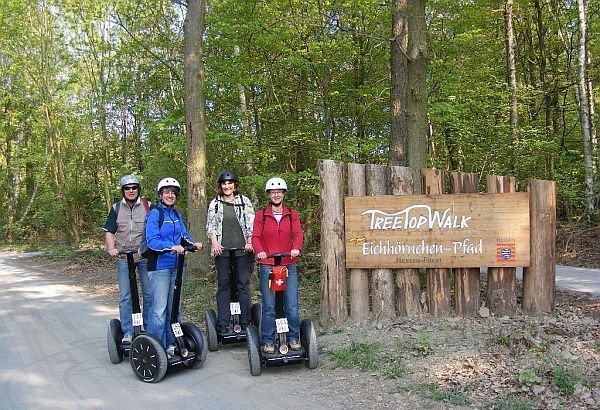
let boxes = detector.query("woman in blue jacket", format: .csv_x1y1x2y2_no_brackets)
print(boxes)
146,177,202,355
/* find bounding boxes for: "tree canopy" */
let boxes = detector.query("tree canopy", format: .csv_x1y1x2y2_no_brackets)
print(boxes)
1,0,597,247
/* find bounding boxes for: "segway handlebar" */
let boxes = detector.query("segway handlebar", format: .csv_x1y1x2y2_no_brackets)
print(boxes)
221,247,246,252
265,253,292,258
182,244,198,253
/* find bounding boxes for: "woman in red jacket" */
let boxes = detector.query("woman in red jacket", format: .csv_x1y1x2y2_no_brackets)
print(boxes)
252,177,303,354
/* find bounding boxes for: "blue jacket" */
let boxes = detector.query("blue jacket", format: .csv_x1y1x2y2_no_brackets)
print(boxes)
146,202,195,271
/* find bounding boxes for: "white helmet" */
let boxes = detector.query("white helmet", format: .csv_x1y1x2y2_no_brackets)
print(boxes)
120,174,140,188
157,177,181,193
265,177,287,192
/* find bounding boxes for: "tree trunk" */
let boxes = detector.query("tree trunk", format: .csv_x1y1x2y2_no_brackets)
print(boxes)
486,175,518,317
184,0,210,274
576,0,595,224
389,165,422,316
407,0,427,193
449,172,480,317
319,160,348,327
523,179,556,314
390,0,408,166
348,163,370,321
367,164,395,319
504,0,519,173
421,168,451,316
234,44,257,204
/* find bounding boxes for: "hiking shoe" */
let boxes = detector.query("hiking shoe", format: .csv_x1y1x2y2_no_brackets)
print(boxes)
166,344,177,359
262,344,275,354
290,340,301,351
121,334,133,344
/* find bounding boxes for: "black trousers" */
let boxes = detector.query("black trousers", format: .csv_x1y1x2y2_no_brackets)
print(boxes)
215,252,254,326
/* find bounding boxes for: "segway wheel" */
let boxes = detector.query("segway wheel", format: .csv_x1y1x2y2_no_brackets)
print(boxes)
204,309,218,351
246,324,262,376
181,322,208,369
107,319,123,364
251,303,262,328
301,319,318,369
130,335,168,383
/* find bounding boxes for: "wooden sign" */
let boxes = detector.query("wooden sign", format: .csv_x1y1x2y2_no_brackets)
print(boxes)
345,193,530,268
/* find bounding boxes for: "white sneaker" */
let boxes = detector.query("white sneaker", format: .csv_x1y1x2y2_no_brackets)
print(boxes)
166,344,177,359
122,334,133,344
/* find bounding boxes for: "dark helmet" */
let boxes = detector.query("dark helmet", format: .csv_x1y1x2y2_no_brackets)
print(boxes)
217,170,238,183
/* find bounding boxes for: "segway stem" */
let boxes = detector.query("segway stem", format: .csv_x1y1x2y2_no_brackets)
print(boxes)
171,243,197,355
120,251,143,336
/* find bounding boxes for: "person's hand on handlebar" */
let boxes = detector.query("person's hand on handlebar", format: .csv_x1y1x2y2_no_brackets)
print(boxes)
257,251,267,260
290,249,300,258
244,243,253,253
171,245,185,254
108,248,119,257
210,234,222,256
211,241,222,256
195,242,203,251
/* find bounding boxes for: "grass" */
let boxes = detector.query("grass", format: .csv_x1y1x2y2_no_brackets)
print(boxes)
495,396,536,410
383,358,405,379
414,332,432,356
411,383,470,406
551,363,580,398
330,340,382,371
517,369,542,389
182,268,217,325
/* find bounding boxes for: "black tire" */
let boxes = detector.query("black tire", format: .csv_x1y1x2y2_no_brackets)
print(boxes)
129,335,168,383
204,309,218,351
181,322,208,369
107,318,123,364
251,303,262,328
246,324,262,376
301,319,318,369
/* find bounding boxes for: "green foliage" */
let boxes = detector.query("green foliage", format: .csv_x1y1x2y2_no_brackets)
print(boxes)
412,383,470,406
551,363,580,398
414,332,432,356
0,0,597,246
518,370,542,391
330,340,382,371
383,352,405,380
495,396,536,410
44,245,77,261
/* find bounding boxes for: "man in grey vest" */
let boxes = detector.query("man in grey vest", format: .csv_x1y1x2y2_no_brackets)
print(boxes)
103,175,151,344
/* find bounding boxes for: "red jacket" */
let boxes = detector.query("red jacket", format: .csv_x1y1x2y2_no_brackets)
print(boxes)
252,203,303,266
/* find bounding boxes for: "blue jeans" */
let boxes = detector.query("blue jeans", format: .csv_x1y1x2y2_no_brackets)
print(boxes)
147,268,182,348
259,264,300,345
116,258,151,337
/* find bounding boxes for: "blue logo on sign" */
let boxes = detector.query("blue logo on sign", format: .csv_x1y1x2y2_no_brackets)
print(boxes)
500,247,512,260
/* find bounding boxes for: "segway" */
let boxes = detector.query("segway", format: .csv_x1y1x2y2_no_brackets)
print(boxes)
107,251,143,364
246,253,318,376
205,247,261,351
129,244,208,383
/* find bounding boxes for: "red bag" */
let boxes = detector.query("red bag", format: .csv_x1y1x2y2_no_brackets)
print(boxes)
270,266,288,291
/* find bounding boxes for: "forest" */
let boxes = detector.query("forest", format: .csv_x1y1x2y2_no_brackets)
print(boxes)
1,0,598,263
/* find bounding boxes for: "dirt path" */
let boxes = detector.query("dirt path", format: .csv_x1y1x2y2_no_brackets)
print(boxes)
10,251,600,409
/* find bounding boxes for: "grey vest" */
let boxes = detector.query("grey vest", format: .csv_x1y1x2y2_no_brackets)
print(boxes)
114,199,147,253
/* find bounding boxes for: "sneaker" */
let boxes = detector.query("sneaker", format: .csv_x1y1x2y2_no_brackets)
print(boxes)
262,344,275,354
121,334,133,344
166,344,177,359
290,340,302,351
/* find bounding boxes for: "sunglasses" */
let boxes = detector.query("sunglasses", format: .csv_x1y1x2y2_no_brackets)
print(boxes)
123,185,139,191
